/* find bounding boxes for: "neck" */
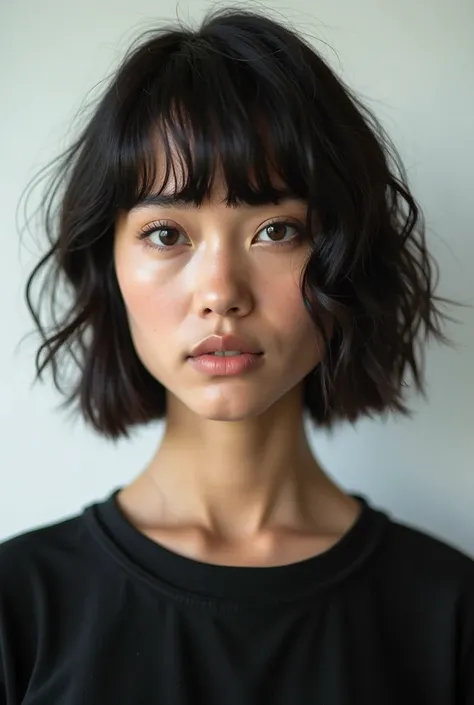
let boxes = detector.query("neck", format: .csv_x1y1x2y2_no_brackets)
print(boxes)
124,386,353,542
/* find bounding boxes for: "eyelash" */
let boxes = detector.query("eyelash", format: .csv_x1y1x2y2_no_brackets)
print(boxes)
135,219,305,252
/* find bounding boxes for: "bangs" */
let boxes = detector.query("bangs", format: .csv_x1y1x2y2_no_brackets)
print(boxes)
113,31,318,211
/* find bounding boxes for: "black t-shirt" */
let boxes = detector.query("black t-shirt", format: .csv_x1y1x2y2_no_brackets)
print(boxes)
0,489,473,705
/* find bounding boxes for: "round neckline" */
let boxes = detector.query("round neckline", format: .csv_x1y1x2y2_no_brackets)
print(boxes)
84,488,389,609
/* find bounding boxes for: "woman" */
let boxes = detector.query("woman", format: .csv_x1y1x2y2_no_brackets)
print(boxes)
1,7,472,704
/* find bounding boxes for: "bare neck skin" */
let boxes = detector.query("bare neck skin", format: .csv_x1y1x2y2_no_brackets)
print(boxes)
118,384,360,563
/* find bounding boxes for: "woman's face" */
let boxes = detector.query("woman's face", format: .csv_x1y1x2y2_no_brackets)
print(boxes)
114,176,329,422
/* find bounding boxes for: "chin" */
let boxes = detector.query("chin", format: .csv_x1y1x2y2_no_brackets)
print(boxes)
202,411,253,422
187,394,270,422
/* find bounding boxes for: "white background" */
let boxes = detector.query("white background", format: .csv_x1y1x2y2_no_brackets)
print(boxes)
1,0,473,554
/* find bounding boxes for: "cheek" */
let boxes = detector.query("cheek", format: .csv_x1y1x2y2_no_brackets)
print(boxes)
260,267,327,367
262,268,314,335
114,249,184,337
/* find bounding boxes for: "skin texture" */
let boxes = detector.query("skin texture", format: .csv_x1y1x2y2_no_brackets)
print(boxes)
113,171,360,566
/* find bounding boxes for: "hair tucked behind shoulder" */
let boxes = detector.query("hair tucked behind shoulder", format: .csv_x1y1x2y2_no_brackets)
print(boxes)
18,7,460,440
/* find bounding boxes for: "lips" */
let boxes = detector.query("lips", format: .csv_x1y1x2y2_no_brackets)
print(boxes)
189,335,263,358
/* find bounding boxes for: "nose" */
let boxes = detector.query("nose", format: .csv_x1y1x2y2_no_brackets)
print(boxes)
191,248,253,320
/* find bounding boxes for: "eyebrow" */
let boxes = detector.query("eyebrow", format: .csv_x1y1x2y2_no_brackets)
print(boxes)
130,189,302,212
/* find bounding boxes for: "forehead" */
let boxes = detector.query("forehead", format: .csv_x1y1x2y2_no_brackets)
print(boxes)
129,187,304,214
130,150,297,213
114,108,311,226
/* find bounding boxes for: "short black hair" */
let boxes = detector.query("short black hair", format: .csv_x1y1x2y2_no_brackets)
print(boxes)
19,7,459,440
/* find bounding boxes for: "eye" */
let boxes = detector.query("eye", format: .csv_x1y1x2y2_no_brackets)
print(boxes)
136,222,189,251
255,220,303,245
136,218,305,252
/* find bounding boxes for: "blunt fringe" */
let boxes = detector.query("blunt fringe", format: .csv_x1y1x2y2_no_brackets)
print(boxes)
18,7,459,440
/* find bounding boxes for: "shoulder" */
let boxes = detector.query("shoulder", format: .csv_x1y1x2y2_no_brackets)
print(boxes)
0,510,99,697
1,511,87,557
377,513,474,690
383,514,474,582
371,507,474,628
0,506,100,596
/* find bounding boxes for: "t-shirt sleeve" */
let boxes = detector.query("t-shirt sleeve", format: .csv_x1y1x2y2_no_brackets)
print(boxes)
459,569,474,703
0,536,38,705
0,543,14,705
0,666,5,705
0,563,8,704
0,544,9,705
461,653,473,704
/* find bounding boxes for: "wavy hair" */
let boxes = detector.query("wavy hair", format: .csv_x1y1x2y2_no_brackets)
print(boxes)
19,7,459,440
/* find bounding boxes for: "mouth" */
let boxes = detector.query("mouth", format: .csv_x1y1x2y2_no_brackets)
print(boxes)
188,335,263,359
188,351,263,358
186,350,264,376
